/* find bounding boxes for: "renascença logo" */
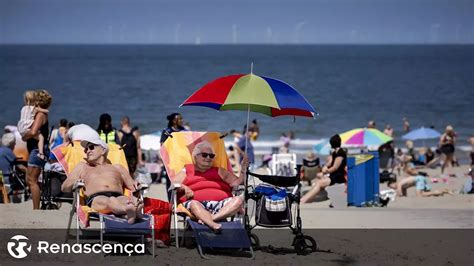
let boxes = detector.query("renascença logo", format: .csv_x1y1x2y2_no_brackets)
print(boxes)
6,234,145,259
7,235,32,259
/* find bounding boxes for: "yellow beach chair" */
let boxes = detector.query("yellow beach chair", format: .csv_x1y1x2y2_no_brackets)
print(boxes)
160,131,254,259
53,141,155,256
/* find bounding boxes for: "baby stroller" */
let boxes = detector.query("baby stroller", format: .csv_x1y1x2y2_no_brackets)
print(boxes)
243,160,317,255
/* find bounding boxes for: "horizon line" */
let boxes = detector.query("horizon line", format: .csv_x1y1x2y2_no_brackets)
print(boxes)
1,42,473,46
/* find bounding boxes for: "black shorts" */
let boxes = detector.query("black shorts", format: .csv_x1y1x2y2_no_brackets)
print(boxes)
440,144,455,155
329,174,346,186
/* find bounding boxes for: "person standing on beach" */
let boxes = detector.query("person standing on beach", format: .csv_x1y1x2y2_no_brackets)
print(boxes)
49,118,68,152
383,124,393,137
403,117,410,132
469,136,474,167
235,130,255,165
439,125,456,177
97,113,118,144
367,120,376,129
21,89,52,209
248,119,260,141
118,116,143,177
17,90,49,161
160,113,186,145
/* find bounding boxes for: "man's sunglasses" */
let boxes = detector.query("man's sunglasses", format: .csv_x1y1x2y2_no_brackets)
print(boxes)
84,144,98,152
199,152,215,159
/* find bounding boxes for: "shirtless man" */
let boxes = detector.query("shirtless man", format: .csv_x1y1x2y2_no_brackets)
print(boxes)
61,137,143,224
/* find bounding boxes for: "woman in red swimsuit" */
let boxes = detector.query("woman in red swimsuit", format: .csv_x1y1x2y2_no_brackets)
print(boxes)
174,141,249,232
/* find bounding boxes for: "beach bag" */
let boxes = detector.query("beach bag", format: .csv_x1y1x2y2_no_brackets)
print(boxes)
256,196,292,227
265,197,287,212
143,197,171,245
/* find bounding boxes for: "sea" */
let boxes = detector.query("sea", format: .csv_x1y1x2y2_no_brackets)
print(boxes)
1,44,473,155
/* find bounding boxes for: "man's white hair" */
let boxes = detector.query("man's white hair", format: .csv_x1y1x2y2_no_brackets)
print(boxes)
1,133,15,147
192,141,215,158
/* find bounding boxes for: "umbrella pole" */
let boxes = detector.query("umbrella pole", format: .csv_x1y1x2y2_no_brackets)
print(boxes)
243,103,250,231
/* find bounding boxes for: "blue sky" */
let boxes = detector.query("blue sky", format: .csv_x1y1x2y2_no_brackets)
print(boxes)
1,0,473,44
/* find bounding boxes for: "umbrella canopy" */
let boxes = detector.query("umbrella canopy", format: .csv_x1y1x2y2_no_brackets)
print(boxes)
313,139,331,155
181,73,317,117
140,134,161,150
340,128,393,146
402,127,441,140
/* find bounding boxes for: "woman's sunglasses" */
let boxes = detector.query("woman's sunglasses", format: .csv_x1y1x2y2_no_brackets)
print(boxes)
84,144,97,152
199,152,215,159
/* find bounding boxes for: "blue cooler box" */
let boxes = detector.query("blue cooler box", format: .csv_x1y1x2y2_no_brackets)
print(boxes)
347,151,380,207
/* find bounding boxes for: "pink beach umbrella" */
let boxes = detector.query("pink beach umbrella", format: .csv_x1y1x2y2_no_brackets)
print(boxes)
339,128,393,147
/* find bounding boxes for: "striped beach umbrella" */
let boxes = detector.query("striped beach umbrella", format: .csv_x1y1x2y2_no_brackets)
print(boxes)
339,128,393,146
181,67,317,118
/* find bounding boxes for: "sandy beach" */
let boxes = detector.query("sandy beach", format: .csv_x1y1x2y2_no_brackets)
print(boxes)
1,164,473,265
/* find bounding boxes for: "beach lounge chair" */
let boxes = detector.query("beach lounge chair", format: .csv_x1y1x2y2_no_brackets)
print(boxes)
159,131,254,259
55,141,155,256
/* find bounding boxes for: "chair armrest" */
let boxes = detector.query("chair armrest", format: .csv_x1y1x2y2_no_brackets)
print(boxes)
168,183,181,192
72,181,85,192
232,185,245,196
136,183,149,191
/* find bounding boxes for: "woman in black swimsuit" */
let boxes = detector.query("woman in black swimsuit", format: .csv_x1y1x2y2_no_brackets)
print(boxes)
439,125,456,176
301,134,347,203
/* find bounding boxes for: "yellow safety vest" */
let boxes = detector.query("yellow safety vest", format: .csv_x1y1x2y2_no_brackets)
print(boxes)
99,130,116,144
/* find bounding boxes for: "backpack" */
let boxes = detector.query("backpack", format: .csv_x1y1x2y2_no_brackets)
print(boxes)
119,127,138,158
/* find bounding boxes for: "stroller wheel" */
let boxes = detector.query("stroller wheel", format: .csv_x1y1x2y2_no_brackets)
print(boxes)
249,233,260,249
294,235,317,255
41,202,59,210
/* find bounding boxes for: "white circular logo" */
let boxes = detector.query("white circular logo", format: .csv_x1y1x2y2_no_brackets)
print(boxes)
7,235,32,259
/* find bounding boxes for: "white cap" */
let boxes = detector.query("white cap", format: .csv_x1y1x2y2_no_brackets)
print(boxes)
67,124,99,142
80,138,109,153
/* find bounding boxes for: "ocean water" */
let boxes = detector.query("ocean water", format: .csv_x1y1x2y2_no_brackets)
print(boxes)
1,45,473,148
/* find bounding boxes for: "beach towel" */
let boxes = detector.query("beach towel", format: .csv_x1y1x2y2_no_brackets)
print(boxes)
159,132,232,180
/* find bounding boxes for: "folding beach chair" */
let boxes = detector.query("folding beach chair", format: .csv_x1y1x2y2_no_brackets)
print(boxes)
272,153,297,176
160,131,254,259
55,141,155,256
300,157,321,186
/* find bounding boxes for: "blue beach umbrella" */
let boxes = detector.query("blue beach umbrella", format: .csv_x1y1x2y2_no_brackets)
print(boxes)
313,139,331,155
402,127,441,141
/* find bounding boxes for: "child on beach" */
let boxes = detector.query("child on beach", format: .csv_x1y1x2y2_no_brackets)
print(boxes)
17,90,49,160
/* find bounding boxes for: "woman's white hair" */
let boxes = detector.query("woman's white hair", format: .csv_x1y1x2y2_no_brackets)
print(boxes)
192,141,215,158
1,133,15,147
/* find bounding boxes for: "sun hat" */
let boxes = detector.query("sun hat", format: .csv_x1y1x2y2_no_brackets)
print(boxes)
80,136,109,153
